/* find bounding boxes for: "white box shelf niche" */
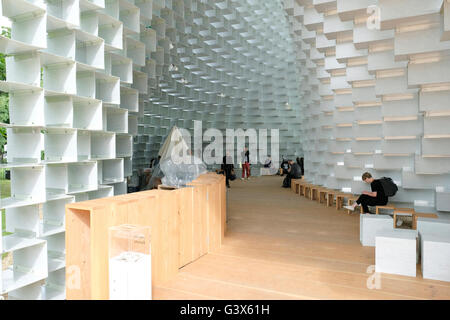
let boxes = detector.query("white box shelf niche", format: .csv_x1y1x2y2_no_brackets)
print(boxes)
45,164,69,197
91,131,116,159
73,97,102,130
44,128,77,162
116,133,133,157
99,158,124,184
75,30,104,70
1,166,46,210
120,86,138,112
87,185,113,200
45,0,80,30
6,52,41,87
96,73,120,105
10,9,47,49
98,13,123,51
110,52,132,83
42,232,66,272
4,204,41,238
77,130,91,161
6,127,42,165
67,161,98,193
40,196,74,238
44,95,73,128
43,61,77,95
106,106,128,133
1,240,48,295
76,70,96,98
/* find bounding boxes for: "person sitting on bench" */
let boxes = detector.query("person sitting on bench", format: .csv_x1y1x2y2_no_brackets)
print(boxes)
345,172,388,213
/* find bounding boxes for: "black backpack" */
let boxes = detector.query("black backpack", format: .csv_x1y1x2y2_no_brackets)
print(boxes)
379,177,398,197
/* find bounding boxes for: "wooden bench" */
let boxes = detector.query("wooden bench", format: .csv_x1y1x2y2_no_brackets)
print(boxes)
318,188,329,204
303,183,313,199
291,179,302,194
326,190,337,207
310,185,322,201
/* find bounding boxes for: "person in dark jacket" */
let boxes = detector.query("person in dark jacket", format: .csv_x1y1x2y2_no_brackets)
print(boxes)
345,172,388,213
282,160,302,188
222,153,234,188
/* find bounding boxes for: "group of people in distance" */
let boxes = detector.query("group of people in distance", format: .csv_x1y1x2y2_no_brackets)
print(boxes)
218,147,251,188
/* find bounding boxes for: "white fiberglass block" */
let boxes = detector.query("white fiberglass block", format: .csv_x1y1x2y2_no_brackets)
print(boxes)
91,132,116,159
125,38,145,67
45,164,69,196
116,134,132,157
75,34,104,69
41,197,74,237
44,129,77,162
128,115,138,136
424,116,450,138
5,204,40,236
382,120,423,138
2,241,48,295
6,128,42,164
6,53,40,86
11,13,47,48
421,233,450,282
375,229,418,277
336,42,367,63
111,180,127,195
417,219,450,237
47,0,80,27
96,74,120,104
9,89,44,126
379,0,443,29
382,95,419,118
408,58,450,86
106,107,128,133
77,130,91,161
80,11,98,36
99,16,123,50
123,157,132,177
368,50,408,73
422,138,450,157
45,29,76,59
110,55,132,83
375,75,408,96
44,96,73,128
420,89,450,113
437,190,450,212
374,154,414,170
76,70,96,98
414,155,450,174
323,14,353,39
360,214,393,247
120,87,139,112
73,99,102,130
43,62,77,94
88,185,113,200
67,162,98,193
101,158,124,184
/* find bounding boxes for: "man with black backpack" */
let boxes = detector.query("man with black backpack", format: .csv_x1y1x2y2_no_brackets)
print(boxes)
345,172,398,213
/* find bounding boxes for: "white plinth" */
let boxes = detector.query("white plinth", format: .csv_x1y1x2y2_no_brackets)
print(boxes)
360,214,393,247
421,233,450,282
375,229,418,277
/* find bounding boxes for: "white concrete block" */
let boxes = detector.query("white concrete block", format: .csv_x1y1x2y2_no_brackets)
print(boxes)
375,229,418,277
421,233,450,282
360,213,393,247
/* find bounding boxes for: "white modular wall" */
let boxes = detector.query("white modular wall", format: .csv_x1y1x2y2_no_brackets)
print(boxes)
282,0,450,214
1,0,304,299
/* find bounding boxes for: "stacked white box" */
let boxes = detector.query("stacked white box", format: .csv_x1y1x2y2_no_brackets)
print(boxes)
375,229,418,277
421,233,450,282
359,214,393,247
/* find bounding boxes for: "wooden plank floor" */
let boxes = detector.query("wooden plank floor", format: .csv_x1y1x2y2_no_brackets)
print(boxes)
153,176,450,300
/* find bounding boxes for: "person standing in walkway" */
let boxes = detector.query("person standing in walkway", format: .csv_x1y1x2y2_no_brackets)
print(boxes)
241,147,250,180
222,153,234,188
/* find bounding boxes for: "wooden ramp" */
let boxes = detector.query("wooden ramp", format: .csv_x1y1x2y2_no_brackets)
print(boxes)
153,176,450,300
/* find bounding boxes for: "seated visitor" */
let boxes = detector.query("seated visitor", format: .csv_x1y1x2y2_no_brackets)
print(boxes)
264,156,272,168
279,158,290,176
282,160,302,188
344,172,389,213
